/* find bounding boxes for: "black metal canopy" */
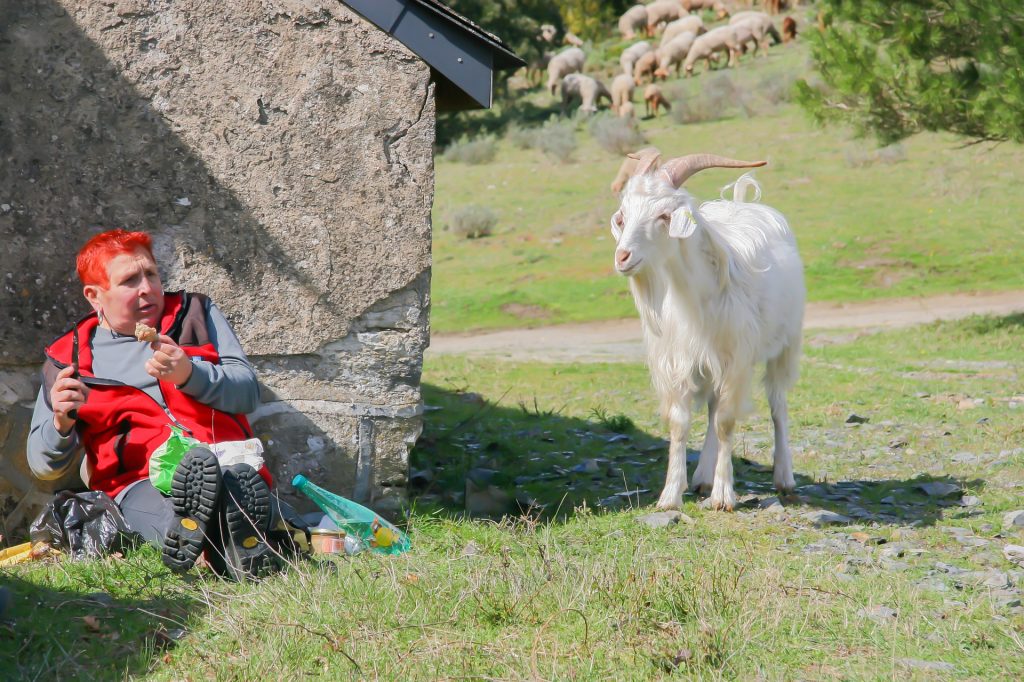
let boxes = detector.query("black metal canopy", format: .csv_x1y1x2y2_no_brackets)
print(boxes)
339,0,525,111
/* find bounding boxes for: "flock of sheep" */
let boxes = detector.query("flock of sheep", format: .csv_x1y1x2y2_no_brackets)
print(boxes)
540,1,799,120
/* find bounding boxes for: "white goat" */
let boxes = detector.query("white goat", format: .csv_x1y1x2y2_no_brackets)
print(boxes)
610,151,804,511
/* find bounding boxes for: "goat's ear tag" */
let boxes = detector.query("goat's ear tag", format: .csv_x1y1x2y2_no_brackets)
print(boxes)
668,208,697,239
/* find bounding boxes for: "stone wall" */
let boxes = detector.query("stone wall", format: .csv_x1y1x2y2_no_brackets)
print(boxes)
0,0,434,535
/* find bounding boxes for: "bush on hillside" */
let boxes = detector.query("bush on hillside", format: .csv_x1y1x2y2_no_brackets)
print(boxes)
448,205,498,239
510,117,578,163
758,70,798,106
442,136,498,164
588,113,647,155
505,122,537,150
536,119,577,163
670,73,754,124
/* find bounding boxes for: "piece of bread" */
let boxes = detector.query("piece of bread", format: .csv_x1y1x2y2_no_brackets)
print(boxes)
134,322,158,343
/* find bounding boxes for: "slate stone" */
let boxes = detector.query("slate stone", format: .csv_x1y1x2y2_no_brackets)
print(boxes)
1003,544,1024,568
846,413,869,424
916,482,961,498
1002,510,1024,530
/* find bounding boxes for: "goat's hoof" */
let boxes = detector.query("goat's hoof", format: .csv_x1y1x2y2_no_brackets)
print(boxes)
690,481,712,496
699,496,735,512
707,486,737,512
774,475,796,493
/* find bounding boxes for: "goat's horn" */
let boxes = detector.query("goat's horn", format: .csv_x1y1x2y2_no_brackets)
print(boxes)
627,147,662,177
661,154,767,188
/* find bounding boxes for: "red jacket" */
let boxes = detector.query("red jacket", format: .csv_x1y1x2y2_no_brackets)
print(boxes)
44,292,256,498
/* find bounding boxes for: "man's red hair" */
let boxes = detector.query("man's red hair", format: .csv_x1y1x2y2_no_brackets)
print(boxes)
76,229,154,287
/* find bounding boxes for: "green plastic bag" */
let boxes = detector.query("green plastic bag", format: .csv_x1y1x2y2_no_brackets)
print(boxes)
149,426,203,494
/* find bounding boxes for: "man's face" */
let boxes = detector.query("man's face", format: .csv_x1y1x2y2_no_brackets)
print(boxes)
84,248,165,334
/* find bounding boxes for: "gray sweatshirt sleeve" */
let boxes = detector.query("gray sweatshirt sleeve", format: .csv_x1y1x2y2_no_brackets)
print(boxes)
175,301,261,414
26,383,83,481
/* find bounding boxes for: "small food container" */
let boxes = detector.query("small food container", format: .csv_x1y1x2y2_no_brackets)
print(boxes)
309,528,348,555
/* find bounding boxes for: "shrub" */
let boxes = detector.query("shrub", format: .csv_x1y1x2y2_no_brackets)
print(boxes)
758,71,797,106
505,122,537,150
671,73,751,124
588,113,647,155
442,136,497,164
448,205,498,239
534,118,577,163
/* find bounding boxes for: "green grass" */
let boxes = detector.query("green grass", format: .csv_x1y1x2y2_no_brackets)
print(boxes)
5,315,1024,679
433,43,1024,334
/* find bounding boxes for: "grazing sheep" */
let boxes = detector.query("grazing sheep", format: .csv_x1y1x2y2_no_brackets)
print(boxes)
633,50,659,84
561,73,611,115
728,10,766,25
782,16,797,42
645,0,685,36
653,31,697,79
609,150,804,511
546,46,586,96
644,84,672,118
619,100,637,121
611,73,636,114
730,11,783,52
683,0,730,19
618,5,649,39
660,15,705,47
683,25,740,75
620,41,653,77
729,20,763,58
610,145,661,194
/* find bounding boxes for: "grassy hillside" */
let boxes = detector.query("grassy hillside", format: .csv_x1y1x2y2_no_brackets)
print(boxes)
433,43,1024,334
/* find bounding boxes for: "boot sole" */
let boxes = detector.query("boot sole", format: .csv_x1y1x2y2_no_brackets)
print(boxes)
162,447,221,573
220,465,277,581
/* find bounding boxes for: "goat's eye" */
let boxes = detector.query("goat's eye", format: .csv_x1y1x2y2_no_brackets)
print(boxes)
657,213,671,225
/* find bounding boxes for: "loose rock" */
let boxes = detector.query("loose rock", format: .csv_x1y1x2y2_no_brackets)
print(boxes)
638,510,694,529
897,658,955,672
1003,510,1024,530
858,605,897,623
916,482,961,498
802,510,852,527
1003,544,1024,568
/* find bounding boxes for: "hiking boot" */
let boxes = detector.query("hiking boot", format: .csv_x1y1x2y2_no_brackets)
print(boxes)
162,447,222,573
219,463,280,581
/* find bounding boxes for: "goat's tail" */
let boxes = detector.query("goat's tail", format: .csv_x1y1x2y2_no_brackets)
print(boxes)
721,172,762,203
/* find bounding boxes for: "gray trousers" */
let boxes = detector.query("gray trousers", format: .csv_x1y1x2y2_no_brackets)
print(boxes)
118,480,175,546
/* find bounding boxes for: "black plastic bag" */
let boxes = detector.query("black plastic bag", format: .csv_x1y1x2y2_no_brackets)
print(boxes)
29,490,142,559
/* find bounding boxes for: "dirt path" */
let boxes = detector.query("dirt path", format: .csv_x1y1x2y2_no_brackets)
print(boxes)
427,290,1024,363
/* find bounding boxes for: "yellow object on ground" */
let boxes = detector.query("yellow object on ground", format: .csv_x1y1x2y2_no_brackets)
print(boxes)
0,541,33,567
